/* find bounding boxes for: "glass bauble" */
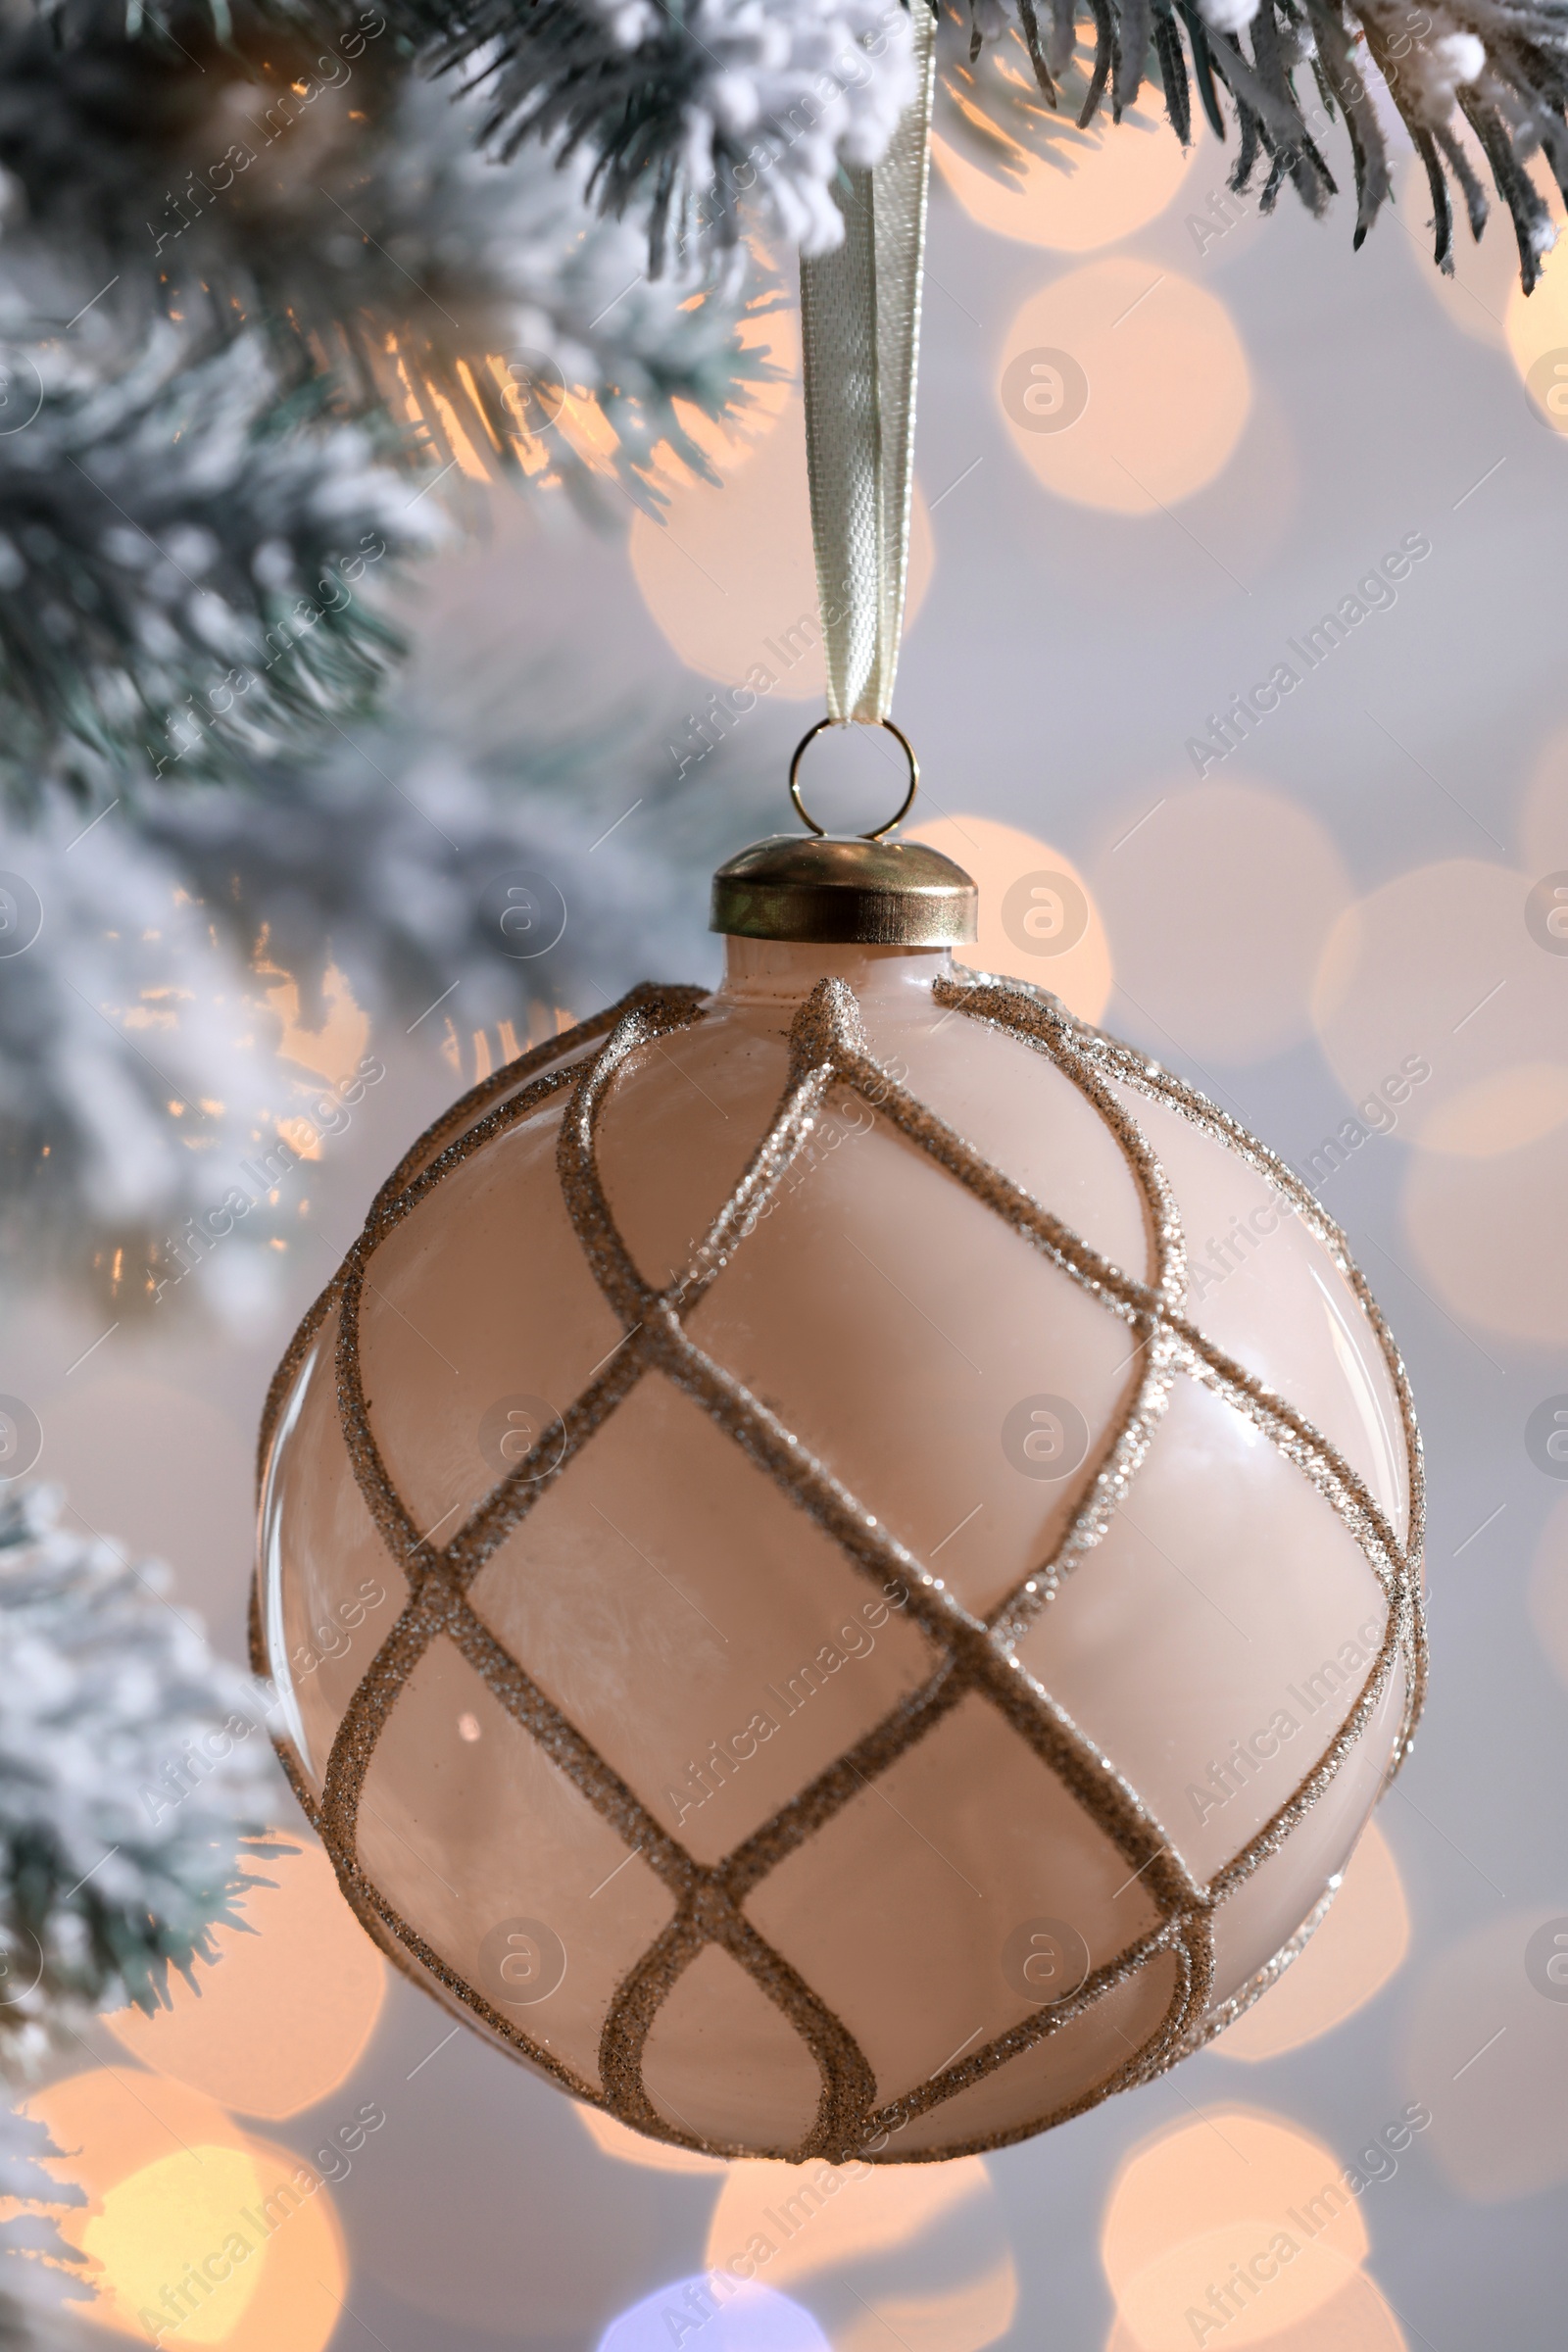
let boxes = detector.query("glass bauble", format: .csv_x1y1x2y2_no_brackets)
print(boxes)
255,924,1423,2163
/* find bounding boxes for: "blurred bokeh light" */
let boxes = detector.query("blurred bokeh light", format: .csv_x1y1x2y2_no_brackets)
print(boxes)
1312,859,1568,1158
1403,1909,1568,2202
576,2103,729,2174
907,813,1113,1017
1101,2107,1372,2347
598,2276,831,2352
628,394,933,696
105,1832,385,2120
1402,1123,1568,1344
933,82,1200,252
705,2157,1014,2352
1104,2265,1407,2351
1091,778,1349,1063
1519,717,1568,869
1527,1494,1568,1690
22,2069,347,2349
1505,218,1568,430
1209,1823,1410,2062
998,263,1250,513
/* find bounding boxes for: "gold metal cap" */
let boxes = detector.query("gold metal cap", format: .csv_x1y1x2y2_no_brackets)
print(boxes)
710,833,979,946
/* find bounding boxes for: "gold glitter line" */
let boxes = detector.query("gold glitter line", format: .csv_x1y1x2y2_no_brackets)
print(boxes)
254,958,1423,2165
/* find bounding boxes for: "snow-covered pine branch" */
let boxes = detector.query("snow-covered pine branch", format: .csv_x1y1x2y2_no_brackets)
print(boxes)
0,1485,283,2062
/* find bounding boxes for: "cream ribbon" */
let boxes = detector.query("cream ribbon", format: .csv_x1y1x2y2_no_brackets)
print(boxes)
799,4,936,725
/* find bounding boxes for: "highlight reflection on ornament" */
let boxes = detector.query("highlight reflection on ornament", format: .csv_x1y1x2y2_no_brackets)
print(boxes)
254,816,1423,2164
1207,1820,1409,2062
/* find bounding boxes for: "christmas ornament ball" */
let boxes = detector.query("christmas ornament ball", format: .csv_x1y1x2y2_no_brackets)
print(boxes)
254,833,1423,2164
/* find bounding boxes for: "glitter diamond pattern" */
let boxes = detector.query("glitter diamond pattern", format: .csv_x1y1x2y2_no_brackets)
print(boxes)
254,969,1425,2163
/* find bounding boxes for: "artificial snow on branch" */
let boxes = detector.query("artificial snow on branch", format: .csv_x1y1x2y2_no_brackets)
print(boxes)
0,0,769,793
136,720,723,1052
0,697,770,1315
0,1484,282,2062
958,0,1563,284
382,0,1566,286
399,0,921,267
0,335,430,807
0,1,770,495
0,782,301,1319
0,2106,88,2352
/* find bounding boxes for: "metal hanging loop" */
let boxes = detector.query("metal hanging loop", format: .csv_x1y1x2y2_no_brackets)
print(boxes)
787,717,919,841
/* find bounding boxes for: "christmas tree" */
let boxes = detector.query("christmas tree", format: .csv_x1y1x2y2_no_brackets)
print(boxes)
1,0,1563,1314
